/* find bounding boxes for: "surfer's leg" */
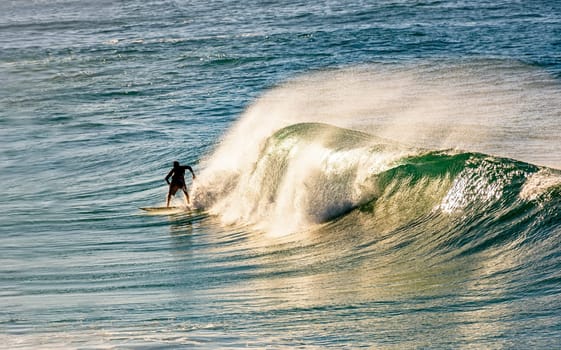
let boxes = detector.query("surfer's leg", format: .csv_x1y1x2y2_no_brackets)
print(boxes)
166,190,172,207
167,185,179,207
182,186,190,205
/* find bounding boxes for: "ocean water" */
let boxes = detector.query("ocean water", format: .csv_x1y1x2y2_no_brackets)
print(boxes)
2,0,561,348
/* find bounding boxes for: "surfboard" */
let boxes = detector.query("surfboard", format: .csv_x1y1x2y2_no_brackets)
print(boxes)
139,206,187,214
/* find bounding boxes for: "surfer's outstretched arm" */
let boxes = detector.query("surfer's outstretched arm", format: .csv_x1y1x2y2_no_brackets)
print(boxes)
184,165,196,180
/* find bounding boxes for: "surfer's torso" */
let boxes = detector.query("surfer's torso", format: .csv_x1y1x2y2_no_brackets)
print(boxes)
170,166,190,187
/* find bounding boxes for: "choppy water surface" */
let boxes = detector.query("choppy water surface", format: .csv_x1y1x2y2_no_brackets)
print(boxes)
1,0,561,348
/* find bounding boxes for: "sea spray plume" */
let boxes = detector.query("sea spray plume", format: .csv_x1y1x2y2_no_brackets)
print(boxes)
195,62,560,181
191,62,561,233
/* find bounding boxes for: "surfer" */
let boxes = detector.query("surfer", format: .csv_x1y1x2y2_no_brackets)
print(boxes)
165,161,196,207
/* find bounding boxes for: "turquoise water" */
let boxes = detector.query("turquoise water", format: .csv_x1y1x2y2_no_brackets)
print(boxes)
2,1,561,348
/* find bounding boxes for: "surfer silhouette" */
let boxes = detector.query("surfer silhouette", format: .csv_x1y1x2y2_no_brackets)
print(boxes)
165,161,195,207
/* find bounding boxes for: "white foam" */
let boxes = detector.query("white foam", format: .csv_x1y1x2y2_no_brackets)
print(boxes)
520,170,561,201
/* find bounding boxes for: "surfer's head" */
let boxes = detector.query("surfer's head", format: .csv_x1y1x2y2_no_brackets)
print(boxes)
173,161,179,168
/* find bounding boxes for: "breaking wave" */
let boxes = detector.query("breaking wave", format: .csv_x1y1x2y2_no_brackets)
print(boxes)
192,122,561,237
